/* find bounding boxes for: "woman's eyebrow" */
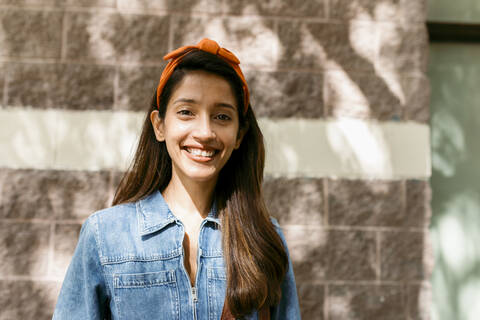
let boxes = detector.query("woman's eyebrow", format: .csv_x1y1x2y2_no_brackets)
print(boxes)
172,98,236,111
172,98,197,105
214,102,236,111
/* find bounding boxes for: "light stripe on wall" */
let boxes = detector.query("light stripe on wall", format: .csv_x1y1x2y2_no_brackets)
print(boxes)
0,108,430,179
261,118,430,179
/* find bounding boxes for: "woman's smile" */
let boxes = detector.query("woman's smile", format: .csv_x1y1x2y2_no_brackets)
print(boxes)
183,146,218,161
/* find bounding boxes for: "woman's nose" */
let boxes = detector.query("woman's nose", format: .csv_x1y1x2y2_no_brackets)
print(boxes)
193,116,216,140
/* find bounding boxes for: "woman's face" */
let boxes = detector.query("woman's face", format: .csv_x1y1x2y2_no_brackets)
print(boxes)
151,70,244,186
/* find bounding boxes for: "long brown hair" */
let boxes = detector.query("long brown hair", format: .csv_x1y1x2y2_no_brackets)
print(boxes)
112,50,288,318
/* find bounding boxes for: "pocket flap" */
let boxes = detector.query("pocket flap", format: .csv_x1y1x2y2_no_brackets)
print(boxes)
114,270,176,288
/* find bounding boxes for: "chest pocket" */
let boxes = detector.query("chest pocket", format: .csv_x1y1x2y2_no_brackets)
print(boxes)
207,267,227,320
113,270,179,320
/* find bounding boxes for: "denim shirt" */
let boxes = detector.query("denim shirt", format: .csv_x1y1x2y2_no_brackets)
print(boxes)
52,190,301,320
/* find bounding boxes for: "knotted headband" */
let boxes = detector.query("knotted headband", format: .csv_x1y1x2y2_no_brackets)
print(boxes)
156,38,250,114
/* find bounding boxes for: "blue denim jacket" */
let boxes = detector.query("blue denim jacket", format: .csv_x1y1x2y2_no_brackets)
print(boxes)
53,190,301,320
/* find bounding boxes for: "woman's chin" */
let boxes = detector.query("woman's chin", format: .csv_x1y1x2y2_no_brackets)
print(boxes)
181,170,220,185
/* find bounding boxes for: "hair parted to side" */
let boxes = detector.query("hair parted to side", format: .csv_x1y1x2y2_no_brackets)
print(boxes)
112,50,288,318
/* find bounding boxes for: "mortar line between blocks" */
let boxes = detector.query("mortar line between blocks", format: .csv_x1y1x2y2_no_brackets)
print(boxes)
113,66,119,109
47,222,55,278
3,62,9,108
0,218,84,224
297,280,425,286
281,224,427,232
1,56,404,75
376,230,381,283
325,0,330,20
51,105,59,169
167,14,174,52
220,0,226,16
325,280,424,286
404,282,410,320
0,275,64,282
323,178,329,226
60,9,69,61
402,179,407,221
324,283,329,320
0,4,414,23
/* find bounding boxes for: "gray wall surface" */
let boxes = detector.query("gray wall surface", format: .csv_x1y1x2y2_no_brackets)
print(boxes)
428,0,480,23
429,43,480,320
428,1,480,319
0,1,431,319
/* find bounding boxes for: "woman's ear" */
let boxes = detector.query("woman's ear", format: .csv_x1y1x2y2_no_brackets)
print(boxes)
235,123,249,149
150,110,165,142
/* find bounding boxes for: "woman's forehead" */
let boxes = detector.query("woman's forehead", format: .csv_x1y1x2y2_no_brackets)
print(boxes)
169,71,238,108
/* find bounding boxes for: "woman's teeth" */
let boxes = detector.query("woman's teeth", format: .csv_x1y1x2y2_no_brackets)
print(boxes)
186,148,215,157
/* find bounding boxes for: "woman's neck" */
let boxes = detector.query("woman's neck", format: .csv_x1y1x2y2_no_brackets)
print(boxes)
162,174,216,220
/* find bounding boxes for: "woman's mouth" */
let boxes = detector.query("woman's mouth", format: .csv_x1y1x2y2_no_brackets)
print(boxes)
184,147,218,161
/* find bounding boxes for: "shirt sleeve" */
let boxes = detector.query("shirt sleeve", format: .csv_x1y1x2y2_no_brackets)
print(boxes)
52,214,109,320
270,217,302,320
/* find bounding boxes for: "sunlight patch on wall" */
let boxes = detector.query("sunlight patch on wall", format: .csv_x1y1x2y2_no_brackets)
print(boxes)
299,25,328,67
348,20,376,66
326,117,392,177
326,70,371,116
374,1,397,20
329,296,352,318
431,192,480,320
433,193,480,274
176,16,281,68
86,15,117,61
459,278,480,320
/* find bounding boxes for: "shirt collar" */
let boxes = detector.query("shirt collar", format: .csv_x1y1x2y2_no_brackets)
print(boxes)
136,190,221,236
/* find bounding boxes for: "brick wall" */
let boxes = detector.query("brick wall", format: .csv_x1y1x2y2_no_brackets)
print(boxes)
0,1,431,319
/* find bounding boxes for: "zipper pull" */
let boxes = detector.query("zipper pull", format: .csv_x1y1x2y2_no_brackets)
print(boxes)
191,287,198,302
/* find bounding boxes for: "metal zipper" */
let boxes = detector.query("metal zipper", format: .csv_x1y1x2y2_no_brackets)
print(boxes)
191,219,207,320
192,286,198,320
178,219,207,320
191,286,198,302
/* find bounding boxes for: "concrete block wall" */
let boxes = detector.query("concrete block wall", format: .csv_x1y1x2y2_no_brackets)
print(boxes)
0,0,431,319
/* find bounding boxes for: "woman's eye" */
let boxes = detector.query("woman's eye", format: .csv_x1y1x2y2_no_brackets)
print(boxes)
177,109,193,116
216,114,231,121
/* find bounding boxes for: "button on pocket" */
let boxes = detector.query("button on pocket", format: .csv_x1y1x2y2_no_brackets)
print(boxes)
207,267,227,320
114,270,179,320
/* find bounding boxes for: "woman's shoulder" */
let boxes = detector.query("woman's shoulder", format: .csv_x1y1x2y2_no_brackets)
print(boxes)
79,201,138,241
68,202,139,261
89,201,137,224
80,201,145,263
89,200,133,224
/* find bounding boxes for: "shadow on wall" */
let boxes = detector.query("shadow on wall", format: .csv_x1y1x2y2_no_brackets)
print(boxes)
0,169,120,319
0,0,429,318
262,175,432,318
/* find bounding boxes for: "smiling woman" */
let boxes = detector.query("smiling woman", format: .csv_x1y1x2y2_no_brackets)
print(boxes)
150,71,244,186
52,38,301,320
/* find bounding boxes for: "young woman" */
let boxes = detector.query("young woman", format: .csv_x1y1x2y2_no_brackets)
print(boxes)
53,38,301,320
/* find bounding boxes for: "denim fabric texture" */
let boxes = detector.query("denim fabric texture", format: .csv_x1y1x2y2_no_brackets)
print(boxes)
52,190,301,320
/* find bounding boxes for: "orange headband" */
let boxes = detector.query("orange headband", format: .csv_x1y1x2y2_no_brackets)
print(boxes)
156,38,250,114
